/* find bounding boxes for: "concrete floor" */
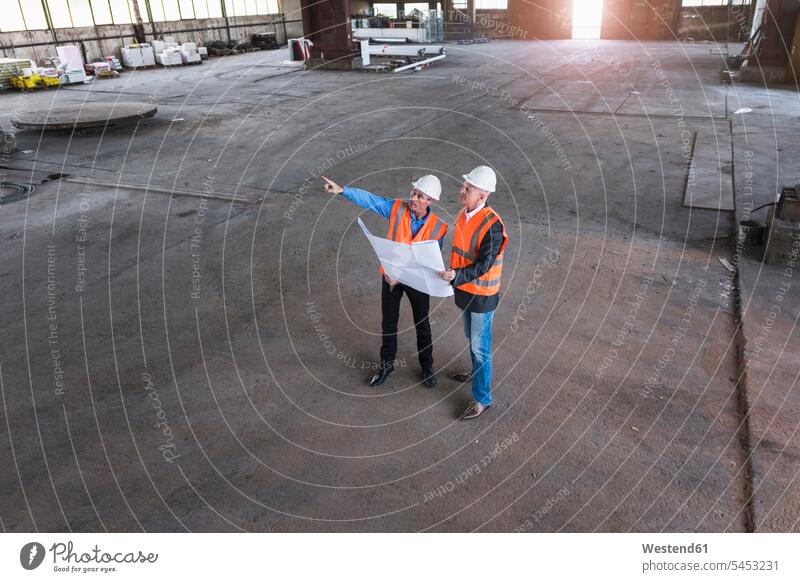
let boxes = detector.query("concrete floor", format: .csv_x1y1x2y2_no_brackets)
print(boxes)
0,39,797,532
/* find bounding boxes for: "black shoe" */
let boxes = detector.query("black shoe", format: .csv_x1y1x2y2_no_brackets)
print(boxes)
369,365,394,387
452,371,472,383
422,368,437,388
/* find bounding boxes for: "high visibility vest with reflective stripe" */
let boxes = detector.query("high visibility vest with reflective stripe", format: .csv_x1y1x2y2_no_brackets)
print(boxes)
450,206,508,296
381,199,448,273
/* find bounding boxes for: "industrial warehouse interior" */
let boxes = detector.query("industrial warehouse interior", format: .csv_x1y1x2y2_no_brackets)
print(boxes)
1,0,800,576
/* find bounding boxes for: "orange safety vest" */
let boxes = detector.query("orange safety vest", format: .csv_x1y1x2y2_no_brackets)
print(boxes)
450,206,508,296
381,199,448,273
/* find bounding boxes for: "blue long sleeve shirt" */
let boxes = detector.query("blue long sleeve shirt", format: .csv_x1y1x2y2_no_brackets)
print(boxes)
341,186,443,248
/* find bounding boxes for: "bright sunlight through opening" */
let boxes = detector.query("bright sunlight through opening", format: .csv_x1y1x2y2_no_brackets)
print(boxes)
571,0,604,39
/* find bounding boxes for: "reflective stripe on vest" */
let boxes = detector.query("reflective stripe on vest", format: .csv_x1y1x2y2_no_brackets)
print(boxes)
450,206,508,296
381,199,448,274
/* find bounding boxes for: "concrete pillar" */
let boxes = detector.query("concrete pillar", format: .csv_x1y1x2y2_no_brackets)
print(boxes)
282,0,303,18
130,0,147,43
300,0,354,68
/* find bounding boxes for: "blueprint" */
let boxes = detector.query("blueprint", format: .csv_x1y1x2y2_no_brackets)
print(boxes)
358,218,454,297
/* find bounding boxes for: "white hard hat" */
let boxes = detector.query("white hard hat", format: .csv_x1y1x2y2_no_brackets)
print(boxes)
411,174,442,200
462,165,496,193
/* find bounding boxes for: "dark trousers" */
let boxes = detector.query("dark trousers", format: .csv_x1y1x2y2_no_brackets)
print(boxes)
380,278,433,370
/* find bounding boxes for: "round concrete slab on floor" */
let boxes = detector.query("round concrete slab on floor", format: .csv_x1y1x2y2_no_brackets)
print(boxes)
11,101,157,130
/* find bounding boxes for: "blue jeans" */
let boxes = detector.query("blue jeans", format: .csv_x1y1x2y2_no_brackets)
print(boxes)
462,309,495,406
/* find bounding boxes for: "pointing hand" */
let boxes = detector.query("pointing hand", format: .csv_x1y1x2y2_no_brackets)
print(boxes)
321,176,343,195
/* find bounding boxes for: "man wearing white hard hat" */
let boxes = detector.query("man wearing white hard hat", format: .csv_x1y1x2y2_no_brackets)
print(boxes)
322,174,448,388
439,166,508,419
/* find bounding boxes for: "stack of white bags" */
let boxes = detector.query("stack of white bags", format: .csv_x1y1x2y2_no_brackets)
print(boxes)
180,42,201,65
155,48,182,66
151,38,204,67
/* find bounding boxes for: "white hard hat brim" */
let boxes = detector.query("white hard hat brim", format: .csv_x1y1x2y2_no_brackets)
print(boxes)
462,174,494,193
411,180,440,200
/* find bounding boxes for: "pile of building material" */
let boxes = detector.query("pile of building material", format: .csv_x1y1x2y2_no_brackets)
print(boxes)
10,73,60,91
151,39,170,53
152,40,180,66
205,39,257,56
250,32,279,50
121,44,156,69
54,45,89,84
105,56,123,71
1,46,96,89
151,39,203,66
180,42,202,64
0,58,33,90
205,41,231,56
86,61,119,78
61,66,88,84
156,48,182,66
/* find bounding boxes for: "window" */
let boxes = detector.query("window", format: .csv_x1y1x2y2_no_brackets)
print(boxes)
1,1,26,32
373,3,398,18
178,0,195,18
208,1,223,17
475,0,508,7
0,0,283,32
19,0,49,30
403,3,430,16
194,0,210,18
162,0,182,20
146,0,165,21
69,0,96,27
226,0,243,16
47,0,74,28
109,0,133,24
572,0,602,39
91,0,114,25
